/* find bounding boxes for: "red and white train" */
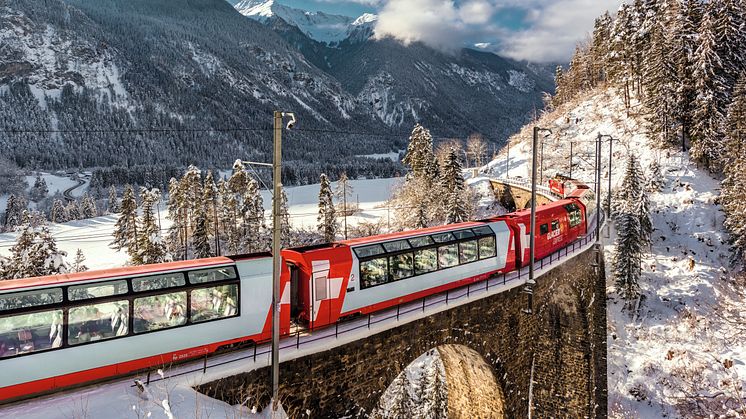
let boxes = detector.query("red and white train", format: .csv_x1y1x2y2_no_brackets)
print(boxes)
0,183,594,403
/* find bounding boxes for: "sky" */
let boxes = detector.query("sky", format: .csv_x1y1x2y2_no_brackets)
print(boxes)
274,0,625,62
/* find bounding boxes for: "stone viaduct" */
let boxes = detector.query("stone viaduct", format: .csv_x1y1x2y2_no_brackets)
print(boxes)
197,247,607,418
489,178,554,211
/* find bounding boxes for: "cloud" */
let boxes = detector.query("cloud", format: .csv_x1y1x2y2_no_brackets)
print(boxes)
498,0,623,62
372,0,624,62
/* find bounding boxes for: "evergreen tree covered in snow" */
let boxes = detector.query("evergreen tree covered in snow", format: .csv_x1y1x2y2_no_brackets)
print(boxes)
646,160,665,192
166,177,186,259
110,184,138,253
71,249,88,273
133,188,167,265
4,194,27,231
65,201,81,221
202,170,218,250
442,148,469,224
402,124,438,181
722,73,746,265
317,173,337,242
80,193,97,218
50,199,67,223
107,185,118,214
2,213,69,279
242,178,268,253
29,174,48,202
220,179,241,255
192,209,213,259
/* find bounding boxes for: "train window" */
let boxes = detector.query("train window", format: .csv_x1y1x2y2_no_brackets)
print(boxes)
472,226,493,236
566,204,582,228
360,258,388,288
383,240,411,253
0,288,63,312
551,220,560,231
133,291,187,333
0,309,63,357
432,232,455,244
408,236,434,248
190,284,239,323
453,230,475,240
478,237,497,259
68,300,129,345
438,244,459,268
414,248,438,274
355,244,386,259
389,253,414,281
132,273,185,292
68,280,128,301
459,241,479,264
540,224,549,235
188,267,237,284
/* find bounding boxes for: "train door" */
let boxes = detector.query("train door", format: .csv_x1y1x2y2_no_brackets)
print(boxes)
288,262,301,321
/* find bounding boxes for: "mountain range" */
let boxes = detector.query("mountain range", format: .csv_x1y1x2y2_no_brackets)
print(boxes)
0,0,554,184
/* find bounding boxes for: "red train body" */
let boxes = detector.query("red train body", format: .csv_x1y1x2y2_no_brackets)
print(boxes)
0,188,592,403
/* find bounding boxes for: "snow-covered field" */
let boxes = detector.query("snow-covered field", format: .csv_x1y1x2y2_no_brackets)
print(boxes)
486,88,743,418
0,177,402,270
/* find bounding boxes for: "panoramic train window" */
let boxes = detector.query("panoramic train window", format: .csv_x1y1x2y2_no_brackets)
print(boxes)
479,237,497,259
188,267,237,284
133,291,187,333
355,244,386,259
0,288,63,312
459,241,479,264
540,224,549,235
383,240,411,253
453,229,475,240
0,309,63,357
472,226,493,236
68,280,129,301
432,232,455,244
68,300,130,345
132,273,185,292
360,258,388,288
551,220,560,231
190,284,239,323
438,244,459,268
408,236,434,248
389,253,414,280
414,248,438,274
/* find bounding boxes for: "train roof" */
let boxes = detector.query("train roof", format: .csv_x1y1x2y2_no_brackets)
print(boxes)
496,199,578,220
0,256,236,292
341,221,488,247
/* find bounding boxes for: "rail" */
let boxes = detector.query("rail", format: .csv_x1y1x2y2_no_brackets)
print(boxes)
135,211,607,388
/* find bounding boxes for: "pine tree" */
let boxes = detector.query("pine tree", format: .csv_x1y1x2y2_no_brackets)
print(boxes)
166,177,186,260
108,185,119,213
442,148,469,224
202,170,218,250
192,209,213,259
65,201,81,221
29,174,48,202
552,65,566,107
133,188,167,265
110,184,138,253
646,160,665,192
50,199,67,223
613,210,643,305
4,213,69,279
722,73,746,264
220,179,241,255
335,172,354,216
80,193,97,219
672,0,702,148
71,249,88,273
691,3,727,171
242,178,267,253
4,194,27,231
403,124,437,180
643,12,678,146
317,173,337,242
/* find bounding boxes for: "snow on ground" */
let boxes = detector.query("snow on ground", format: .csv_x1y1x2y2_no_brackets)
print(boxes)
0,177,402,270
354,151,401,161
483,87,743,417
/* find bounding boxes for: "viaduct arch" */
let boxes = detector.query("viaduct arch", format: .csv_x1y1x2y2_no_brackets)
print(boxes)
196,247,607,418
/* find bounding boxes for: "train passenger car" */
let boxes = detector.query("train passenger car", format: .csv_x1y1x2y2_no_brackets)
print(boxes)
497,198,587,267
0,254,282,403
281,220,515,329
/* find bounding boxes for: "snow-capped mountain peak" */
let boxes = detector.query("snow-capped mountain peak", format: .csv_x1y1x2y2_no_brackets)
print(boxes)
231,0,377,45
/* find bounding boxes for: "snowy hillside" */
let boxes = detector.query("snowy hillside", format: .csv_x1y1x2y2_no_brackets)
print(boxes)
232,0,371,45
483,87,743,418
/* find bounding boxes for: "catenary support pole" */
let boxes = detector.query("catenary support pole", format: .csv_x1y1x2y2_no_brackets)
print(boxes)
595,133,602,241
271,110,282,412
569,141,573,180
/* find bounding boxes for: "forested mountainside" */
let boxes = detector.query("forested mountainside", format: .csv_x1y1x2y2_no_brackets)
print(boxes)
0,0,553,185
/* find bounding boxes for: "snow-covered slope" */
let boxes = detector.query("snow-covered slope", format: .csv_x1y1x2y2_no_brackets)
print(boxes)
483,87,743,418
232,0,372,45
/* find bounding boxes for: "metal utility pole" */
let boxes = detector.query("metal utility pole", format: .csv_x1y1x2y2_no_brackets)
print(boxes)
598,134,616,237
569,141,573,180
595,134,602,241
525,126,552,314
342,178,348,240
255,110,295,414
540,139,545,183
